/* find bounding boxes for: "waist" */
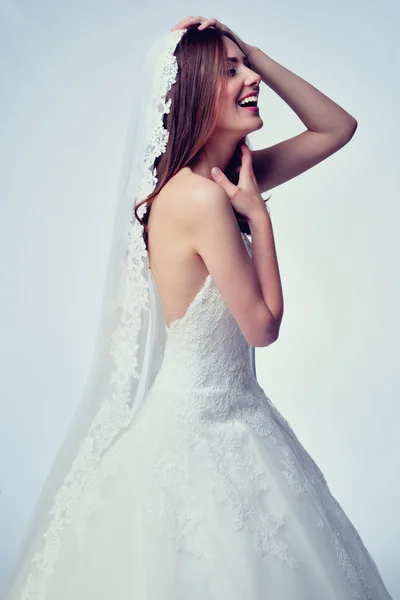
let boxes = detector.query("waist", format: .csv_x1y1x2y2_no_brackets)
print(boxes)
144,371,267,435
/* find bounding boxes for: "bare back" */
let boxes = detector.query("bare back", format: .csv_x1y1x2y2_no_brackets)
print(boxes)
147,167,210,329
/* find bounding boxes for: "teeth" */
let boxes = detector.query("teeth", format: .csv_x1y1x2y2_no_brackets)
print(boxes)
238,95,258,106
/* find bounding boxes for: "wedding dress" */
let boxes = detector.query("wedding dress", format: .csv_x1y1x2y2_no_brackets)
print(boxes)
3,27,393,600
6,231,389,600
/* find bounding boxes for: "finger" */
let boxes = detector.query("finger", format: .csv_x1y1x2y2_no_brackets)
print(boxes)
239,147,257,188
174,16,192,26
171,15,193,29
173,17,205,30
198,19,213,30
238,143,254,179
182,16,203,26
242,143,254,170
211,167,237,198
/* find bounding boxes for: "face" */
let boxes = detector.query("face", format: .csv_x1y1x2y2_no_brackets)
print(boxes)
214,36,263,137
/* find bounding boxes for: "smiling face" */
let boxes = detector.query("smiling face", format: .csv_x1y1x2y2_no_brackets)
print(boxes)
214,36,263,138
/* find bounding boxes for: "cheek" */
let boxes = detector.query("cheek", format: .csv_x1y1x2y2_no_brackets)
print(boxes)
220,91,238,113
227,84,240,109
214,85,239,124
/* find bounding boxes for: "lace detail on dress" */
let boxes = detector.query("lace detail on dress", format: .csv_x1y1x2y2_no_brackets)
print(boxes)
137,232,391,597
19,225,393,599
135,230,307,568
18,29,186,600
144,379,310,569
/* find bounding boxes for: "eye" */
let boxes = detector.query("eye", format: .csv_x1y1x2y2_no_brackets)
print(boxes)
228,67,237,77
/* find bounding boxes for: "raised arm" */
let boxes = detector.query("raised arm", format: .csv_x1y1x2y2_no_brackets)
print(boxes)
246,46,358,193
172,16,358,194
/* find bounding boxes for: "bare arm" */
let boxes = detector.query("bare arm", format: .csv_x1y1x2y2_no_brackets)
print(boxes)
248,207,284,343
246,46,358,193
185,181,278,348
208,143,284,345
171,18,357,193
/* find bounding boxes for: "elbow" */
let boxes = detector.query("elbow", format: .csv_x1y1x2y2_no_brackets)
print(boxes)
345,117,358,140
249,318,281,348
245,304,282,348
338,118,358,145
250,330,279,348
264,322,281,347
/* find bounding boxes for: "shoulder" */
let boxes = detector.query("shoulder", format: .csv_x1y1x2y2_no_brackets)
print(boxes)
160,167,229,230
163,167,223,202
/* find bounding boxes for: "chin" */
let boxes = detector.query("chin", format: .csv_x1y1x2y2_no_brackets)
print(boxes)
254,114,264,126
243,117,264,135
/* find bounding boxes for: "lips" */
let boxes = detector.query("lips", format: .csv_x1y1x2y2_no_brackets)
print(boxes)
238,92,258,103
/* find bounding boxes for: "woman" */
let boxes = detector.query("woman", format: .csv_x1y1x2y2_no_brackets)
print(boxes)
3,16,393,600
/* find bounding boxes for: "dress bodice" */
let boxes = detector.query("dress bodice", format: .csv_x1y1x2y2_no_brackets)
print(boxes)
154,232,257,392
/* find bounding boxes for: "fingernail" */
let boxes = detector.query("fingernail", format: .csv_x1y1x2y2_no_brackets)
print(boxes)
211,167,220,177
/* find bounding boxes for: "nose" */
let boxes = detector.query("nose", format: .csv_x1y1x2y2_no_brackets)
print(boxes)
244,66,261,87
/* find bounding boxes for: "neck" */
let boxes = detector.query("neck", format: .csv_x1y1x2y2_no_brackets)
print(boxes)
189,132,242,180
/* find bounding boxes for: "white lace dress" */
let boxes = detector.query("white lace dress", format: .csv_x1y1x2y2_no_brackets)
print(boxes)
10,233,393,599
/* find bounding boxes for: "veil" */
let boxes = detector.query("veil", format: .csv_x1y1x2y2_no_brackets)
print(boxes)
2,26,257,599
2,28,187,599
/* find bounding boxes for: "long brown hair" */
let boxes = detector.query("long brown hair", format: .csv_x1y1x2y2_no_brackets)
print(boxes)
134,27,253,249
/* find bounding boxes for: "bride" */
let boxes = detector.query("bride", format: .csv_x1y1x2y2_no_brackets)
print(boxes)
3,15,393,600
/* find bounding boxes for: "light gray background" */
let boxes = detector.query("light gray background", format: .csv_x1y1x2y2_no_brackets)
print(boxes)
1,0,398,596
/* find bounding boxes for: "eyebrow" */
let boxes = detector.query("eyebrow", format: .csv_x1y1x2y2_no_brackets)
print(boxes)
227,55,251,67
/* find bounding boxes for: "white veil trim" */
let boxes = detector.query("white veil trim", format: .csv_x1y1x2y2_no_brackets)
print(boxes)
3,28,187,600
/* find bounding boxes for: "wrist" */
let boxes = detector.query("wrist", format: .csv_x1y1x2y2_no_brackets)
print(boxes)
245,44,259,56
227,31,255,57
247,203,270,226
246,45,260,61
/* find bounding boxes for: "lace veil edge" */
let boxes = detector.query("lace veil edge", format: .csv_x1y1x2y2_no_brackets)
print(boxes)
2,28,187,600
